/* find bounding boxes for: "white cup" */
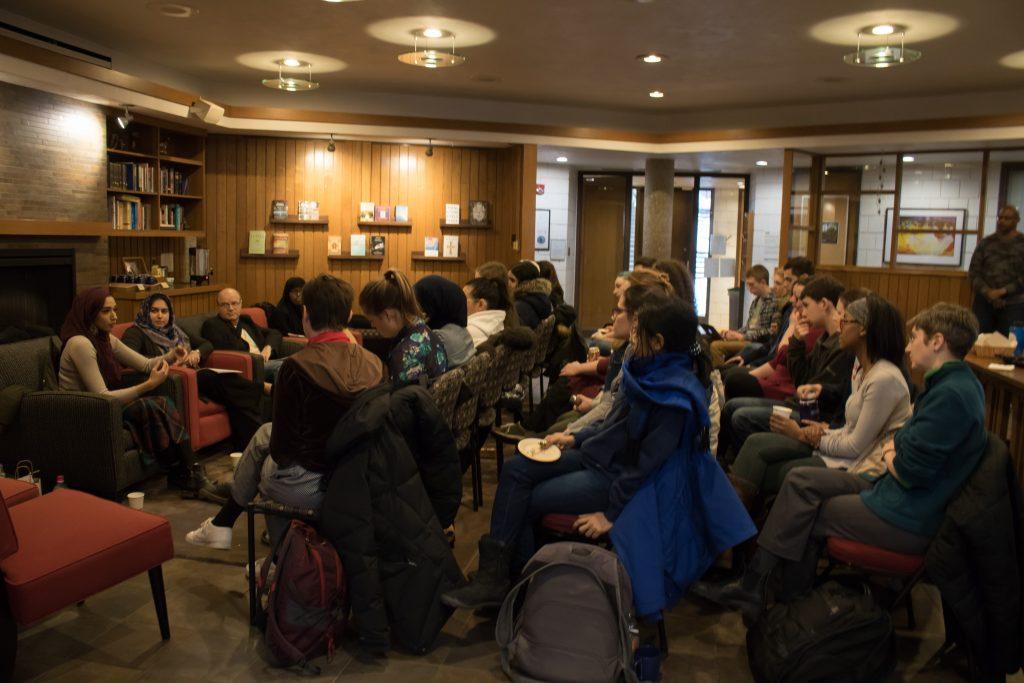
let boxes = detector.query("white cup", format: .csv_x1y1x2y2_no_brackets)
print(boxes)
166,277,175,287
126,491,145,510
772,405,792,420
230,452,243,470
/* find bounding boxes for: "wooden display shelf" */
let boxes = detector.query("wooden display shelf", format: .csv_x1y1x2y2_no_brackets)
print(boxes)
411,251,465,263
160,193,203,201
159,155,203,167
440,221,492,230
270,216,329,226
111,283,227,301
357,221,411,230
240,249,299,259
107,148,157,160
0,219,203,238
328,253,384,262
107,187,156,196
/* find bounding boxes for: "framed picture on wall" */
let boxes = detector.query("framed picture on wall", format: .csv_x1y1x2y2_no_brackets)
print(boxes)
122,256,147,275
535,208,551,251
883,208,966,267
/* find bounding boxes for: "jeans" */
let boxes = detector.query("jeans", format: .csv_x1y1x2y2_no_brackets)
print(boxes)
973,292,1024,336
490,449,614,571
263,358,284,383
731,431,816,495
731,399,799,455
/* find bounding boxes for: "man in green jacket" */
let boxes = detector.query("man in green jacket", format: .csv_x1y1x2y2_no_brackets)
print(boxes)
695,302,986,619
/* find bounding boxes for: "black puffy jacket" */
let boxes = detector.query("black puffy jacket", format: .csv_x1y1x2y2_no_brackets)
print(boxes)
926,436,1024,682
320,383,464,655
514,278,554,330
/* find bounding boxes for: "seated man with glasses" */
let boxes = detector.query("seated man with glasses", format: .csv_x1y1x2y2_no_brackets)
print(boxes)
202,287,283,387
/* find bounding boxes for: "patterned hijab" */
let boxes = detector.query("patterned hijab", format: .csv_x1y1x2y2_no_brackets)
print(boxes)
60,287,120,389
134,293,190,352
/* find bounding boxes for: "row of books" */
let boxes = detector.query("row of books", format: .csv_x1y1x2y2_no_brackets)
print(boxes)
159,167,191,195
159,204,186,230
343,235,388,256
109,162,154,192
247,232,460,258
110,195,150,230
360,202,409,223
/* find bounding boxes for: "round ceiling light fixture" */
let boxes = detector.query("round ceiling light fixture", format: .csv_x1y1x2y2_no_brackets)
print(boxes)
870,23,896,35
279,58,306,68
648,90,664,98
398,30,466,68
1000,49,1024,70
415,27,450,39
638,53,664,63
555,156,568,163
756,160,768,167
146,2,197,18
262,62,320,91
844,26,920,68
902,155,915,162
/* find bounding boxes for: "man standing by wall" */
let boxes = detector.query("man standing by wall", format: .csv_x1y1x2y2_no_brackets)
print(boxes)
969,205,1024,335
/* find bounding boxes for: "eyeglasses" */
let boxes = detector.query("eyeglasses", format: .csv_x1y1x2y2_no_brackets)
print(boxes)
219,301,241,308
839,317,859,327
611,307,625,316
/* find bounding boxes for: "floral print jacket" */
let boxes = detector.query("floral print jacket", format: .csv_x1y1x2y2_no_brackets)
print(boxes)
388,319,449,385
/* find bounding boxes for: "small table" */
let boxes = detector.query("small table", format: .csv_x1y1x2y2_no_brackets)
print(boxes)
965,354,1024,481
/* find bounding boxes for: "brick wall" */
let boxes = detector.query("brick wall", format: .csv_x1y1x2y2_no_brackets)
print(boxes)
0,81,109,289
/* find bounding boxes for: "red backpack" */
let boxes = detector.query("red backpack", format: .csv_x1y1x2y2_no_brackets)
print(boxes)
257,520,348,672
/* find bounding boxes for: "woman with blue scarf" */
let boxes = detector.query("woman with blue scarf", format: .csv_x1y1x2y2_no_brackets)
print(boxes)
443,295,755,614
122,293,265,450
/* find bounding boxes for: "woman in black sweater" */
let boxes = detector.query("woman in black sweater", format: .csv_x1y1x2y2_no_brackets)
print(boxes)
121,293,264,450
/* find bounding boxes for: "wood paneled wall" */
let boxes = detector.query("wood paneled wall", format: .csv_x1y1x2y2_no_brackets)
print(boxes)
204,136,535,308
817,265,971,322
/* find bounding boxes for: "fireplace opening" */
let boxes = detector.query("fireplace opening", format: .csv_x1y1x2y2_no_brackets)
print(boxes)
0,249,76,344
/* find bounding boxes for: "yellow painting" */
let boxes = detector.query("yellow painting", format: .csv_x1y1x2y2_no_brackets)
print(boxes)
884,209,964,267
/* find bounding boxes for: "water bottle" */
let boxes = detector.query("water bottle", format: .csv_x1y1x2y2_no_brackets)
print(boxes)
0,464,5,478
54,475,67,490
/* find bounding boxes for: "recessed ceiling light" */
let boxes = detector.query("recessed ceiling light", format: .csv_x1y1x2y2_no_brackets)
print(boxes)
648,90,664,98
637,53,664,63
756,160,768,167
824,170,830,175
902,155,915,162
146,2,196,18
870,24,897,35
555,156,568,163
281,58,303,68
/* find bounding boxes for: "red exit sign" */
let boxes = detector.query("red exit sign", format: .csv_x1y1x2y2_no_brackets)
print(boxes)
536,184,545,195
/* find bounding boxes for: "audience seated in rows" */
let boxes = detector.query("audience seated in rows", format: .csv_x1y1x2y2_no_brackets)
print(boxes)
696,303,987,620
413,275,476,368
187,275,384,549
121,293,264,450
509,260,553,329
442,297,752,612
202,288,282,386
359,269,448,384
463,277,509,346
730,294,913,504
268,276,305,336
734,257,815,369
710,265,775,367
475,261,521,328
58,288,221,498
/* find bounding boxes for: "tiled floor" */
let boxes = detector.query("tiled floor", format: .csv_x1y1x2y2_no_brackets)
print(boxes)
11,449,1015,682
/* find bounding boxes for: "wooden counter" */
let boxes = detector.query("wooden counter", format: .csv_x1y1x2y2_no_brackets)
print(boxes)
966,354,1024,481
110,283,226,317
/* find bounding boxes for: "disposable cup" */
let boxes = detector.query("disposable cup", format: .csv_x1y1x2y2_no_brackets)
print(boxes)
230,452,243,470
126,491,145,510
772,405,792,420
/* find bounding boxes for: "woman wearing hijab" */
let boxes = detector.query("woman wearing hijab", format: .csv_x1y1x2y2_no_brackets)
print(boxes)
414,275,477,367
269,277,305,335
58,288,222,498
509,260,553,330
122,293,265,450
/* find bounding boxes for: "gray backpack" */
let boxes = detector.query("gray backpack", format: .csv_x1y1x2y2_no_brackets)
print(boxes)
495,542,640,683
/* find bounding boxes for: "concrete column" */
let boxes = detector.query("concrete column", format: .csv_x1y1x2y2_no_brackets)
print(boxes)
642,157,674,258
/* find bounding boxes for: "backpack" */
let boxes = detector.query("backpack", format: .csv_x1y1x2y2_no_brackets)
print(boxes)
257,520,348,673
496,542,640,683
746,581,895,683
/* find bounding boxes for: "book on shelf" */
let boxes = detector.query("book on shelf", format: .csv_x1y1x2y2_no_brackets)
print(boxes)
159,167,190,195
394,205,409,222
350,234,366,256
271,232,289,255
443,235,460,258
159,203,185,230
375,205,391,222
110,194,149,230
298,200,320,220
370,236,385,255
271,199,288,220
444,203,460,225
327,235,342,256
359,202,375,222
108,161,155,192
424,236,440,258
248,230,266,255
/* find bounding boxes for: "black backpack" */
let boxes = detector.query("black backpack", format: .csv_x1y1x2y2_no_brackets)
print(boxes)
746,581,895,683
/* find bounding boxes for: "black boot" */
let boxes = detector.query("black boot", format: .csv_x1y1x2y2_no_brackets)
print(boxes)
169,462,230,504
441,535,511,609
691,549,778,622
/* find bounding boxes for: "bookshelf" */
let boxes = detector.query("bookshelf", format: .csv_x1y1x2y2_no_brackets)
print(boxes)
270,216,329,226
328,253,385,262
440,221,492,230
240,249,300,260
411,250,465,263
357,221,412,230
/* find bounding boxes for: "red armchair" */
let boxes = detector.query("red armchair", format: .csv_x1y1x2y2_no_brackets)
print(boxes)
0,489,174,679
241,307,363,347
110,323,258,451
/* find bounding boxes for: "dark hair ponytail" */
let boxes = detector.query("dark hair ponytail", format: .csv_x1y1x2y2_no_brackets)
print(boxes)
359,269,423,321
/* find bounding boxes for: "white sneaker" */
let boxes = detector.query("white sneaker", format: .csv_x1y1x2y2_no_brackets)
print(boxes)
185,517,232,550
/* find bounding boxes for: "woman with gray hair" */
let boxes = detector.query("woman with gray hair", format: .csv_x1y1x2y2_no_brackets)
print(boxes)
728,293,912,499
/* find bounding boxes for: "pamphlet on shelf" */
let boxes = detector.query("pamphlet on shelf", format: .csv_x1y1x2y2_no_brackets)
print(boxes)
271,200,288,220
350,234,366,256
375,205,391,222
272,232,289,255
424,236,439,258
359,202,375,222
445,203,460,225
443,235,460,258
395,205,409,222
327,235,342,256
248,230,266,255
370,236,385,255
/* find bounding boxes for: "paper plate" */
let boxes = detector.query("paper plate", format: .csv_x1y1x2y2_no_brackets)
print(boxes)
517,438,561,463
